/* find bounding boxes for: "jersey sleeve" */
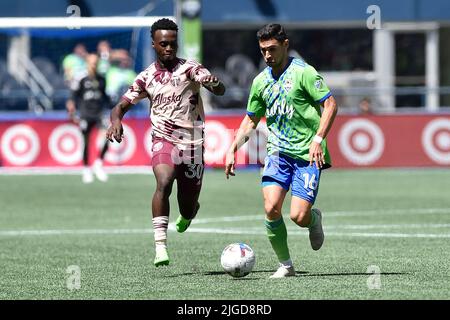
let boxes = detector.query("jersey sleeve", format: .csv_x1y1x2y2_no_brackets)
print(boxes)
70,78,82,100
302,65,331,103
121,71,149,105
62,55,73,70
246,79,266,117
186,60,211,82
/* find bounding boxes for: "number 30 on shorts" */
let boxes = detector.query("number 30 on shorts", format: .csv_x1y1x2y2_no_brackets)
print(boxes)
185,164,204,179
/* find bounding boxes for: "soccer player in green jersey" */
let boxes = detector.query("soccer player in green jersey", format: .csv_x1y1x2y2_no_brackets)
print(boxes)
225,24,338,278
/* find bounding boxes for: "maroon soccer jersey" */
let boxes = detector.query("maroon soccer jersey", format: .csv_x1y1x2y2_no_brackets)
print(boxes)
122,58,211,152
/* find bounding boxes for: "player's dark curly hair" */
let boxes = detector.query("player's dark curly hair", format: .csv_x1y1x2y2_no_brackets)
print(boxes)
256,23,288,42
151,18,178,39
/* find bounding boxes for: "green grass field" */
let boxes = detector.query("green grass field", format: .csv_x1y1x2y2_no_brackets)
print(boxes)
0,168,449,300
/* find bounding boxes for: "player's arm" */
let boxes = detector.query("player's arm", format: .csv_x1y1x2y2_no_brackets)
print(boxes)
188,62,225,96
310,95,338,168
106,99,132,143
107,71,149,143
225,114,261,179
66,82,81,123
66,99,76,117
302,65,338,168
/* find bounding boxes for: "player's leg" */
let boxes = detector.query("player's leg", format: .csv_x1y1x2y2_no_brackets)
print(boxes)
80,119,94,184
152,163,176,266
92,118,109,182
290,161,324,250
263,184,296,278
175,162,204,233
261,154,295,278
151,139,178,266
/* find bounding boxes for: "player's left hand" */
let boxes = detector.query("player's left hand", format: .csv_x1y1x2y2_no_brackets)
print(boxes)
200,75,220,88
106,121,124,143
225,151,236,179
69,112,80,125
309,142,325,169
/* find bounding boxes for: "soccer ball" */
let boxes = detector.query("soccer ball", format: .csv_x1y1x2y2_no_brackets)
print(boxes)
220,243,256,278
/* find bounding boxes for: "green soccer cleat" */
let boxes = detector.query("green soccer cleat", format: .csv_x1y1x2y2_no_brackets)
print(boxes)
175,215,192,233
154,248,170,267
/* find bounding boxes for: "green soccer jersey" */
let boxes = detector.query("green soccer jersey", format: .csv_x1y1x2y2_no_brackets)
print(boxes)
247,57,332,167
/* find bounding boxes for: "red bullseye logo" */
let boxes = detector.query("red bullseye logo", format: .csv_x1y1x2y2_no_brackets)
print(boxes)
338,119,385,165
204,121,232,165
422,118,450,164
99,123,136,164
11,135,31,155
49,124,82,165
1,124,40,166
350,129,374,153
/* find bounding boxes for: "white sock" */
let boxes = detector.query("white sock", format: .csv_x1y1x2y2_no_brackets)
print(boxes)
152,216,169,249
280,259,293,268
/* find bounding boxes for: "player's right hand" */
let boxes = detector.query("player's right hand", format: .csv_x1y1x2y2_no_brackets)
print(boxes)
225,151,236,179
106,122,124,143
200,75,220,87
69,113,80,125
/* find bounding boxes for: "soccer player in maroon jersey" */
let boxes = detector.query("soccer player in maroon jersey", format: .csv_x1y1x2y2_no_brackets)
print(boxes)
106,19,225,267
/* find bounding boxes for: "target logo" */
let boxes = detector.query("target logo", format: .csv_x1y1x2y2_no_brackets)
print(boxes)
422,118,450,164
49,124,83,165
1,124,40,166
204,121,232,164
98,123,136,164
338,119,385,165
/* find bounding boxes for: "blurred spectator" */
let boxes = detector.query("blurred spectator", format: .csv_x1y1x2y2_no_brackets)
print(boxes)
105,49,137,103
358,97,373,115
96,40,112,76
66,54,111,184
62,43,88,90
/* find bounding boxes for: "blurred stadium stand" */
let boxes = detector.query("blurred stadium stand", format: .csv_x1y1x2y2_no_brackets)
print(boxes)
0,0,450,113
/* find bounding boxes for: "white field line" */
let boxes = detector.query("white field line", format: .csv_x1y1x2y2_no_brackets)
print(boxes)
0,166,153,175
324,208,450,217
321,232,450,239
324,223,450,229
0,209,449,238
0,227,449,238
0,228,153,236
1,224,450,238
185,228,450,239
192,208,450,223
199,224,450,230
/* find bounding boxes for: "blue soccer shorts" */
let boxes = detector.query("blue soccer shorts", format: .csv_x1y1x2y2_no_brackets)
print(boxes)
261,153,321,204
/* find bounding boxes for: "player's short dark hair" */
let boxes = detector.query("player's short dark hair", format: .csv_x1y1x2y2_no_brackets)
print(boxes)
256,23,288,42
151,18,178,39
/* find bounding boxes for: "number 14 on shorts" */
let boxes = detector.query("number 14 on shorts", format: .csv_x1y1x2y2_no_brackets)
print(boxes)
302,172,318,198
303,173,317,190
